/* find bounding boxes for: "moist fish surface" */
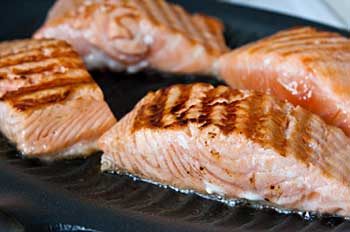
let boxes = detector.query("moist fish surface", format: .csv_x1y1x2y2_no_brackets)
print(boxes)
217,26,350,136
34,0,228,75
0,39,116,160
99,83,350,217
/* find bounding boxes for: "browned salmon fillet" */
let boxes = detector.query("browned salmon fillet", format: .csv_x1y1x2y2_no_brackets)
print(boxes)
217,27,350,136
0,39,116,160
34,0,228,75
99,83,350,216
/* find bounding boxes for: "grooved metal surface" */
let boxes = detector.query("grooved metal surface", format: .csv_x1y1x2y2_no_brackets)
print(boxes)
0,0,349,231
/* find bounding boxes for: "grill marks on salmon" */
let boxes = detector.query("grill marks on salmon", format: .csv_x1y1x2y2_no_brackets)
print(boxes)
217,26,350,136
99,83,350,216
0,39,91,98
0,39,116,160
34,0,227,74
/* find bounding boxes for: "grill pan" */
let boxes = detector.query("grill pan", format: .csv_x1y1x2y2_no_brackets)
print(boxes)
0,0,349,231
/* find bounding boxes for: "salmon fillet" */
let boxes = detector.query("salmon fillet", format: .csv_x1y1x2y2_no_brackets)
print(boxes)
217,27,350,136
34,0,228,75
99,83,350,216
0,39,116,160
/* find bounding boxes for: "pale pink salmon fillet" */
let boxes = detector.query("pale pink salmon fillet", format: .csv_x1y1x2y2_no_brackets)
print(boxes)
217,27,350,136
0,39,117,160
34,0,228,75
99,83,350,216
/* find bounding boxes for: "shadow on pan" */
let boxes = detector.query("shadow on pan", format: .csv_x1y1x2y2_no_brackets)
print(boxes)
0,0,349,231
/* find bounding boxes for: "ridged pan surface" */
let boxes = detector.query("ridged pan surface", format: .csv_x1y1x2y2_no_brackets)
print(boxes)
0,0,349,231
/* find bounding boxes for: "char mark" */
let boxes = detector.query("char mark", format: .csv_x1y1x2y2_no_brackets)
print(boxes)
12,89,71,111
1,77,92,100
170,85,192,126
0,39,69,60
290,110,313,163
0,48,79,70
0,58,84,79
133,88,170,131
133,84,244,133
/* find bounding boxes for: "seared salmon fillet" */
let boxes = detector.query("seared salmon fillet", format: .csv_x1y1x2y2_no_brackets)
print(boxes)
34,0,228,75
99,83,350,216
0,39,116,160
217,27,350,136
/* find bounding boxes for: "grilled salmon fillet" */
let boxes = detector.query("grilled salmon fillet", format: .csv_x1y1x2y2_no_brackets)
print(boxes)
217,27,350,136
34,0,228,75
0,39,116,160
99,83,350,216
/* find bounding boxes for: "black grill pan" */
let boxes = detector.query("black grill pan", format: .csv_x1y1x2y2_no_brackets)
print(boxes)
0,0,349,231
